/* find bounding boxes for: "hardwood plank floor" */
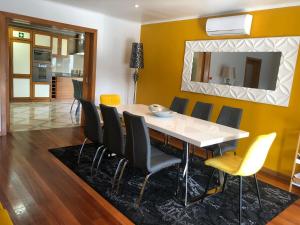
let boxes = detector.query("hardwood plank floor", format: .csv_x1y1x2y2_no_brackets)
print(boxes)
0,127,299,225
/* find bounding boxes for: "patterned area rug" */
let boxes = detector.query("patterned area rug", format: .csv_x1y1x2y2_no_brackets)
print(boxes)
49,143,298,225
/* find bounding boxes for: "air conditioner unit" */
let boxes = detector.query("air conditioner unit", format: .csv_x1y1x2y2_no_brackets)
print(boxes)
206,14,253,36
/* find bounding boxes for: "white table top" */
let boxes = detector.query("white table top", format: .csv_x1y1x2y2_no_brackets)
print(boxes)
117,104,249,148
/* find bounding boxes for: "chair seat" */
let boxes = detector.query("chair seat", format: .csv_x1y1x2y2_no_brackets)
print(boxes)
149,146,181,173
0,209,13,225
205,153,243,175
205,140,236,155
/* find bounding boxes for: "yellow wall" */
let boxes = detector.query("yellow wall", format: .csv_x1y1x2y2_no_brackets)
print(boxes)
138,6,300,176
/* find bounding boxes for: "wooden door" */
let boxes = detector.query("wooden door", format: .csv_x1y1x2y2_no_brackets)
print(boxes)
191,52,211,82
244,57,262,88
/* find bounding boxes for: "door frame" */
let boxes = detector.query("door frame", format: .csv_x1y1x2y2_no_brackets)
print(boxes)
0,11,98,136
243,57,262,89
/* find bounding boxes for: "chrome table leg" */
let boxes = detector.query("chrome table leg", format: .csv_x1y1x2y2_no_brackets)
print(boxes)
77,138,88,165
182,142,189,206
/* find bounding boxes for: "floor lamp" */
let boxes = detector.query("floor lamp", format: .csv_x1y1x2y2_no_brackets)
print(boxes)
130,43,144,104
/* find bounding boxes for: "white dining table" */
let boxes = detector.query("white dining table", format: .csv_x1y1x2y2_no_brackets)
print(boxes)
116,104,249,206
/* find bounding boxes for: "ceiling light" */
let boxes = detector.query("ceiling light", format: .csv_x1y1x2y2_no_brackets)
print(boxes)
134,4,139,8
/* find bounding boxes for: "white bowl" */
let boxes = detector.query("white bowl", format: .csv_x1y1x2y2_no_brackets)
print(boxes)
148,104,175,118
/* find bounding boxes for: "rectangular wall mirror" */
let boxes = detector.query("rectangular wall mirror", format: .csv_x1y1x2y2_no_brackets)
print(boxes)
191,52,281,91
181,37,300,107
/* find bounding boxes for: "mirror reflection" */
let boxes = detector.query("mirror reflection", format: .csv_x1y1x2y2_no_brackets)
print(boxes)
191,52,282,90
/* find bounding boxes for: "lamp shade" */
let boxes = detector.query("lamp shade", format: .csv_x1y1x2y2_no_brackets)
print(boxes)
220,66,236,79
130,43,144,69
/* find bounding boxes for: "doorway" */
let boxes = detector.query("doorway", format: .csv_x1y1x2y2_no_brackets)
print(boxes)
0,11,97,135
244,57,262,89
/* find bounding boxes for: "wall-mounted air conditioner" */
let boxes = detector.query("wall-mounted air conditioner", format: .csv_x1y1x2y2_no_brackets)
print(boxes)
206,14,253,36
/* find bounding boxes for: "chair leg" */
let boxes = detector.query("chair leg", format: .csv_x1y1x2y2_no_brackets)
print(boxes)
90,146,104,176
75,100,80,116
239,176,243,225
176,163,181,197
77,138,88,165
202,168,216,201
116,160,128,194
70,98,75,113
136,173,152,208
94,148,107,176
222,173,228,193
254,174,262,208
191,145,195,164
111,158,125,191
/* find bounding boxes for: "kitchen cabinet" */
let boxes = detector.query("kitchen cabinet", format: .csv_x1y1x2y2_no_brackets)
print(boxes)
61,38,68,56
33,83,50,98
52,36,69,56
34,33,52,48
52,37,59,55
55,77,82,99
13,78,31,98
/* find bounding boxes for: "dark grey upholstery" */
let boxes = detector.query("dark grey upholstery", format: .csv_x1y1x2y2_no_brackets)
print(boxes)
72,80,83,100
124,111,181,173
123,111,181,206
170,97,189,114
80,99,103,144
71,80,83,114
100,104,124,156
191,101,213,121
77,99,104,169
205,106,243,155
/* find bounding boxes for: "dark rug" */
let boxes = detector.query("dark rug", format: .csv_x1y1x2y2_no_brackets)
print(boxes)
49,143,298,225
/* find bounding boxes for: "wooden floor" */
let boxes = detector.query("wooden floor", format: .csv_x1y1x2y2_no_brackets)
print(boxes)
0,127,299,225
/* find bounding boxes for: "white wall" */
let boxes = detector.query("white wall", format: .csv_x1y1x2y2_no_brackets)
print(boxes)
0,0,141,105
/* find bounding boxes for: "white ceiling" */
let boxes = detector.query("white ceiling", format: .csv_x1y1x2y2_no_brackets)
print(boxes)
44,0,300,24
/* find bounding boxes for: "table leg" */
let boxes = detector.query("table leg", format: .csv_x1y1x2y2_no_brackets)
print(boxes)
182,142,189,206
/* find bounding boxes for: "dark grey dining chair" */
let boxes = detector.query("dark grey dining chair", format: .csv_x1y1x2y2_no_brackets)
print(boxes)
98,104,128,190
204,106,243,156
164,96,189,146
190,101,213,159
78,99,106,175
170,96,189,114
191,101,213,120
122,111,182,207
70,80,83,115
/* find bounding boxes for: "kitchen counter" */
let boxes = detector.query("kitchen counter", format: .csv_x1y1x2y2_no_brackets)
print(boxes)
52,72,83,78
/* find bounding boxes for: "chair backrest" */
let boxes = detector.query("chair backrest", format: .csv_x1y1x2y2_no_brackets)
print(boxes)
77,81,83,99
100,94,121,106
217,106,243,128
216,106,243,151
236,133,276,176
170,97,189,114
72,80,83,100
100,104,124,156
80,99,103,144
72,79,78,99
191,101,213,120
123,111,151,172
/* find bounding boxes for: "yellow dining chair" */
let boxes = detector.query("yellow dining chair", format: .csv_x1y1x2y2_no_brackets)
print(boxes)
0,202,14,225
204,132,276,225
100,94,121,106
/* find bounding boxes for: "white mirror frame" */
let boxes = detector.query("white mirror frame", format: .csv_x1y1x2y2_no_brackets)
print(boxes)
181,37,300,107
